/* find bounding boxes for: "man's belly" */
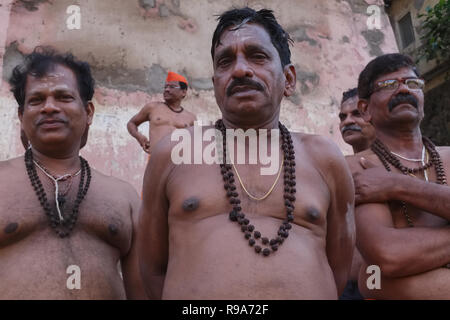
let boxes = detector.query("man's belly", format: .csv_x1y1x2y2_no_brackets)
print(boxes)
358,262,450,299
0,232,126,300
163,214,337,300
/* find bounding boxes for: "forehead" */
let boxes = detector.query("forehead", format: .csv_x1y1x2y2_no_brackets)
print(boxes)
165,81,179,85
215,23,276,55
26,64,78,93
340,96,358,113
375,67,417,82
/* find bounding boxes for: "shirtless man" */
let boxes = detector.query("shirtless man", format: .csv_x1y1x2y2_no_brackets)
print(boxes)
338,87,375,300
1,47,146,299
127,71,196,155
138,7,355,300
347,53,450,299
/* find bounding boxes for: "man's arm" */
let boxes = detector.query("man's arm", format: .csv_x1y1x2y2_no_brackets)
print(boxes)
136,137,173,299
355,201,450,278
354,157,450,221
127,104,153,153
312,137,355,296
120,184,148,299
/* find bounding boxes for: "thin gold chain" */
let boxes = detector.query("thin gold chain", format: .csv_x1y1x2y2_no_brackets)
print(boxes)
231,157,284,201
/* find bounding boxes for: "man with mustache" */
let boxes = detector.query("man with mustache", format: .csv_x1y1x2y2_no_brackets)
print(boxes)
0,47,147,299
127,71,196,155
347,53,450,299
138,7,355,299
339,88,375,154
338,88,375,300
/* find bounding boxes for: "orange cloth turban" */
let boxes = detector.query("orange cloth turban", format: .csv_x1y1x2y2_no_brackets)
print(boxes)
166,71,188,85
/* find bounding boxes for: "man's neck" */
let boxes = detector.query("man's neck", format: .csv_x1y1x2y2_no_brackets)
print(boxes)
376,128,424,158
222,114,280,132
31,147,81,176
165,100,182,111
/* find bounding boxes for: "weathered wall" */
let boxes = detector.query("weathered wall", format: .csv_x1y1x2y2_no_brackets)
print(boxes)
0,0,398,193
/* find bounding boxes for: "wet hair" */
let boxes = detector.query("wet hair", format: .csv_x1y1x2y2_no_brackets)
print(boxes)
211,7,293,67
9,46,95,114
341,88,358,104
179,81,188,90
358,53,419,99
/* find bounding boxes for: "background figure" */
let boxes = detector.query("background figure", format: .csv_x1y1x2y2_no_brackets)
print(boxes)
138,7,355,300
127,71,196,156
1,47,146,299
339,88,375,154
348,53,450,299
338,87,375,300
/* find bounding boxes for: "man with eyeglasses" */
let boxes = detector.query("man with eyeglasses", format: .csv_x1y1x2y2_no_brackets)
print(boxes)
347,53,450,299
127,71,196,155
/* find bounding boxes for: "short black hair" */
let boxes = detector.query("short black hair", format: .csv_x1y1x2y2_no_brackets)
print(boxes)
9,46,95,114
179,81,188,90
211,7,293,67
358,53,419,99
341,88,358,104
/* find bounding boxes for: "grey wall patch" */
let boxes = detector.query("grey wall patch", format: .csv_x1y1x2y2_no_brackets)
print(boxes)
361,29,385,56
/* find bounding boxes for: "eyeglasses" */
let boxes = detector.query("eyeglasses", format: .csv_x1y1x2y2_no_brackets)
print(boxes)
372,77,425,95
164,84,180,90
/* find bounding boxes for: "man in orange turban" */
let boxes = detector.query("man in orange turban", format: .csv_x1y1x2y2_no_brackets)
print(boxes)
127,71,196,155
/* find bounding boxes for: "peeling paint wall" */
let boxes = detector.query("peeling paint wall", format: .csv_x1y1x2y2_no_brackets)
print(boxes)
0,0,398,193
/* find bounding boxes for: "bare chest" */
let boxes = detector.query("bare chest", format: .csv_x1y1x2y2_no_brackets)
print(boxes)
166,162,331,233
0,178,132,255
150,107,193,129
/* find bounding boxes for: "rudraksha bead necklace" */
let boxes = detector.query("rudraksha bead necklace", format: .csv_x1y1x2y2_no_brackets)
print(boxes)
24,148,91,238
371,137,447,227
215,119,296,256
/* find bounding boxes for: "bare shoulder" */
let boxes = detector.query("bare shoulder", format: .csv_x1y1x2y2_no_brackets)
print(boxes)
436,146,450,159
293,132,345,166
89,168,139,201
0,156,24,177
143,101,165,114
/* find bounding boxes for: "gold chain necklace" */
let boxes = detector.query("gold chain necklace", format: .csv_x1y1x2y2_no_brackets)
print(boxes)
231,156,284,201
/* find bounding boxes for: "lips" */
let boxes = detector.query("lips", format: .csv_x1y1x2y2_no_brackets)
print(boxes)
230,85,259,95
37,118,66,128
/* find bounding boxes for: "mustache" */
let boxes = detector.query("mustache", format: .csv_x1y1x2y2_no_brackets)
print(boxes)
226,78,264,97
36,117,67,126
388,93,418,112
341,124,362,134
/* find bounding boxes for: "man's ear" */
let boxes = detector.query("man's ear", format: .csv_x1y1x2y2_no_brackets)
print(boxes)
283,64,296,97
358,98,371,122
86,101,95,126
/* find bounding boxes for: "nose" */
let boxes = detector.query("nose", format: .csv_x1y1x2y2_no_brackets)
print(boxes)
40,97,61,114
396,80,412,94
231,55,254,79
342,115,355,127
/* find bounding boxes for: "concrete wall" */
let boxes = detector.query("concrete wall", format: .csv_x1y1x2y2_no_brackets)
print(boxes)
0,0,399,193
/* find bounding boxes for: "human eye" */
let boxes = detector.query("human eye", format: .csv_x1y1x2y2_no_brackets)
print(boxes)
378,79,397,90
406,79,424,90
28,96,43,105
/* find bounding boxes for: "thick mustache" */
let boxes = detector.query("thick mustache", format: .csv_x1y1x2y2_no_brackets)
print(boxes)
341,124,362,134
226,78,264,97
36,117,67,126
388,93,418,112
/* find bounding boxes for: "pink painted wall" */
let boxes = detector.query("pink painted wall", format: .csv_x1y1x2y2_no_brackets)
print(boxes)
0,0,398,193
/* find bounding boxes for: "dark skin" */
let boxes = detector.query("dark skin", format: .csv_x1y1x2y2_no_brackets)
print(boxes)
138,23,354,299
338,96,375,287
0,64,147,299
347,67,450,299
339,96,375,154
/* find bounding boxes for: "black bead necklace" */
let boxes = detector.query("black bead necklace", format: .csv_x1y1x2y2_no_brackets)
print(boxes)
24,148,92,238
371,137,447,227
215,119,296,256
